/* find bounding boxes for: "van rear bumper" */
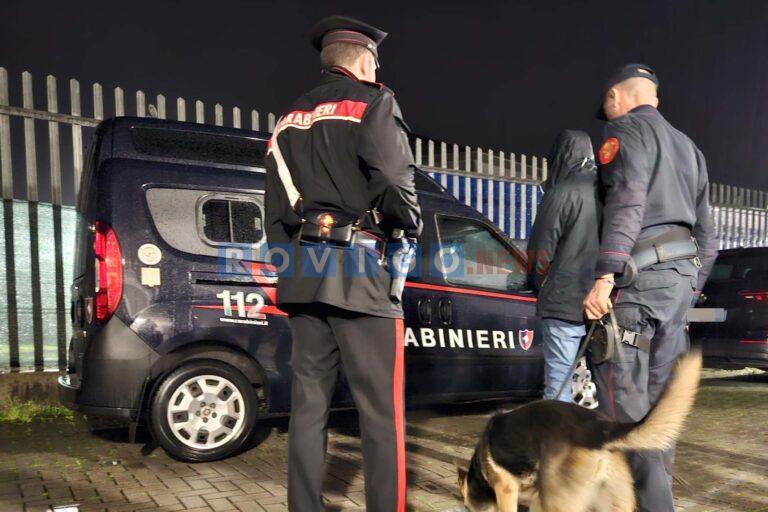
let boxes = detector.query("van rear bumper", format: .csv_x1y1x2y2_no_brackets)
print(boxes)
58,374,137,419
58,315,159,420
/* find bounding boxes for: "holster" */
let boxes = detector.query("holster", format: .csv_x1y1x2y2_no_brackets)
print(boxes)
298,209,377,248
587,310,651,364
298,221,356,247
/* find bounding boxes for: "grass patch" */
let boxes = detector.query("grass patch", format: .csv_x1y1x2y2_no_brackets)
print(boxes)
0,399,75,423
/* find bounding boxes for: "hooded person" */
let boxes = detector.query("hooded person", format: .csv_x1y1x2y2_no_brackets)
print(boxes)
527,129,600,402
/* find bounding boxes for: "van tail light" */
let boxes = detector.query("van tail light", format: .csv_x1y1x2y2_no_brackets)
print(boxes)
93,221,123,322
740,339,768,345
739,290,768,302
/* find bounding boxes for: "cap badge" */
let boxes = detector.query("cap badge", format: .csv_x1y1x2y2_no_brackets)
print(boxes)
598,137,620,165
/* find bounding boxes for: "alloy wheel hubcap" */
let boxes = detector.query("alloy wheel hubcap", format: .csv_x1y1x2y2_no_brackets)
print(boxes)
166,374,246,449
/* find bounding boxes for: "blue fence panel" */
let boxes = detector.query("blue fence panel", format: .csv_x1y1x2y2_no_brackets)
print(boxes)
429,171,542,241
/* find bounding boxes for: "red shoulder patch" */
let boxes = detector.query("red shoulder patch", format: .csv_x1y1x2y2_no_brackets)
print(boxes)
598,137,620,165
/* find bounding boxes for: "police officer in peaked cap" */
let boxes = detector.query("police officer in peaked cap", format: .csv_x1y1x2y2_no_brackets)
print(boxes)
264,15,421,512
583,64,719,511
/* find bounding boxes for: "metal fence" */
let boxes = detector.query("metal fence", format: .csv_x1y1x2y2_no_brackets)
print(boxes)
0,66,766,371
411,138,768,246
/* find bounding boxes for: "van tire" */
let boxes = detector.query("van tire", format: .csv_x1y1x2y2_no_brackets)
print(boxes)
149,360,257,462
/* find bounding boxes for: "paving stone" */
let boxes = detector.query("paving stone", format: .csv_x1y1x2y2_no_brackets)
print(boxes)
205,497,238,511
179,494,208,508
0,372,764,511
233,499,266,512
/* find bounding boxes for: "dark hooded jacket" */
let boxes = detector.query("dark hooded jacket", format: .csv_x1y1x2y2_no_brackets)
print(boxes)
527,130,600,322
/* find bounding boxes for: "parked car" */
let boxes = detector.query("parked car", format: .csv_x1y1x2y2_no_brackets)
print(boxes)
690,247,768,370
58,117,544,461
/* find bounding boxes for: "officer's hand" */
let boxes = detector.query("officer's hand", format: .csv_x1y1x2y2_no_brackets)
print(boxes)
583,275,615,320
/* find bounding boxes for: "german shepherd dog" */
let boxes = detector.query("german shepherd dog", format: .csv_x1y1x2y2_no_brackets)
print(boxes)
457,351,702,512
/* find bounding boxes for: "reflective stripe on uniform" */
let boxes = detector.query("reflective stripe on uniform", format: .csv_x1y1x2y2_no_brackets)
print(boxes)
393,318,406,512
267,100,369,210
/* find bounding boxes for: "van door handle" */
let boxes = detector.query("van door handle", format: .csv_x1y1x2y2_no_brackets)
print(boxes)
438,299,452,325
417,298,432,325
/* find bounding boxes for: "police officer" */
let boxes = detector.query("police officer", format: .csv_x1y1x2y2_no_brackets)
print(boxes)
583,64,718,511
264,15,422,512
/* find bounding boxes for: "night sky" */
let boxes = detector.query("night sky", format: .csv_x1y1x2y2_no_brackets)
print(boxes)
2,0,767,191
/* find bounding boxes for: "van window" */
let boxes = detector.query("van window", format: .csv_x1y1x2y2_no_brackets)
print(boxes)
199,196,264,246
414,172,445,194
131,127,266,167
436,215,527,292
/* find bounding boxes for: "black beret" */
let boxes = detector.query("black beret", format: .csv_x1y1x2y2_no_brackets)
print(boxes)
597,63,660,120
311,15,388,62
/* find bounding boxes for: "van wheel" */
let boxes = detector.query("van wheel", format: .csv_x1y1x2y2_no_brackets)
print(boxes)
150,360,257,462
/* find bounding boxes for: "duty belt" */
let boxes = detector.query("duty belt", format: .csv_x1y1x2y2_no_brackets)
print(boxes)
616,226,700,288
297,226,385,260
632,226,701,269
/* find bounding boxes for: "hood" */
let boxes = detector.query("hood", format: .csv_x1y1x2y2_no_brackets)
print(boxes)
542,130,596,192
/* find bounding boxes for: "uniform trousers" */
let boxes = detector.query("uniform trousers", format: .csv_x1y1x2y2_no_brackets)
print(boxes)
590,264,696,512
287,304,406,512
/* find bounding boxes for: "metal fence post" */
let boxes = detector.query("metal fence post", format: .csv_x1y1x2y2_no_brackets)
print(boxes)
440,142,447,169
70,79,83,198
487,149,494,176
232,107,241,129
23,71,44,369
176,97,186,121
464,145,471,172
114,87,125,116
195,100,204,124
415,138,422,165
47,74,67,370
214,104,224,126
93,83,104,120
136,90,146,117
427,140,435,167
156,94,166,119
0,67,19,370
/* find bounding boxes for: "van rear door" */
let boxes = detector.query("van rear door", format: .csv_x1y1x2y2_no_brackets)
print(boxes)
67,125,110,379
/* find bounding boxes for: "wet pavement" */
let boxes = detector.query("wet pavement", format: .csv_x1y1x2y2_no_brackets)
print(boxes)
0,370,766,512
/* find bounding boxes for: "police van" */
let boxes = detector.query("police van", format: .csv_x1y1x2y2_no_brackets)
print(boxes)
58,117,543,461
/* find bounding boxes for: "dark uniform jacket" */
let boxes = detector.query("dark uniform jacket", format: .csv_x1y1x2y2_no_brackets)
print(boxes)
596,105,718,290
264,66,422,318
527,130,600,322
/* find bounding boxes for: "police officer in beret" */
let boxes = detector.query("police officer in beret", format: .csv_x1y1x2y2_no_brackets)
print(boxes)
264,15,421,512
583,64,718,511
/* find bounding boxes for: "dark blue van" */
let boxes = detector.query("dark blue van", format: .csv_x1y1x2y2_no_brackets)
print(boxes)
58,117,543,461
